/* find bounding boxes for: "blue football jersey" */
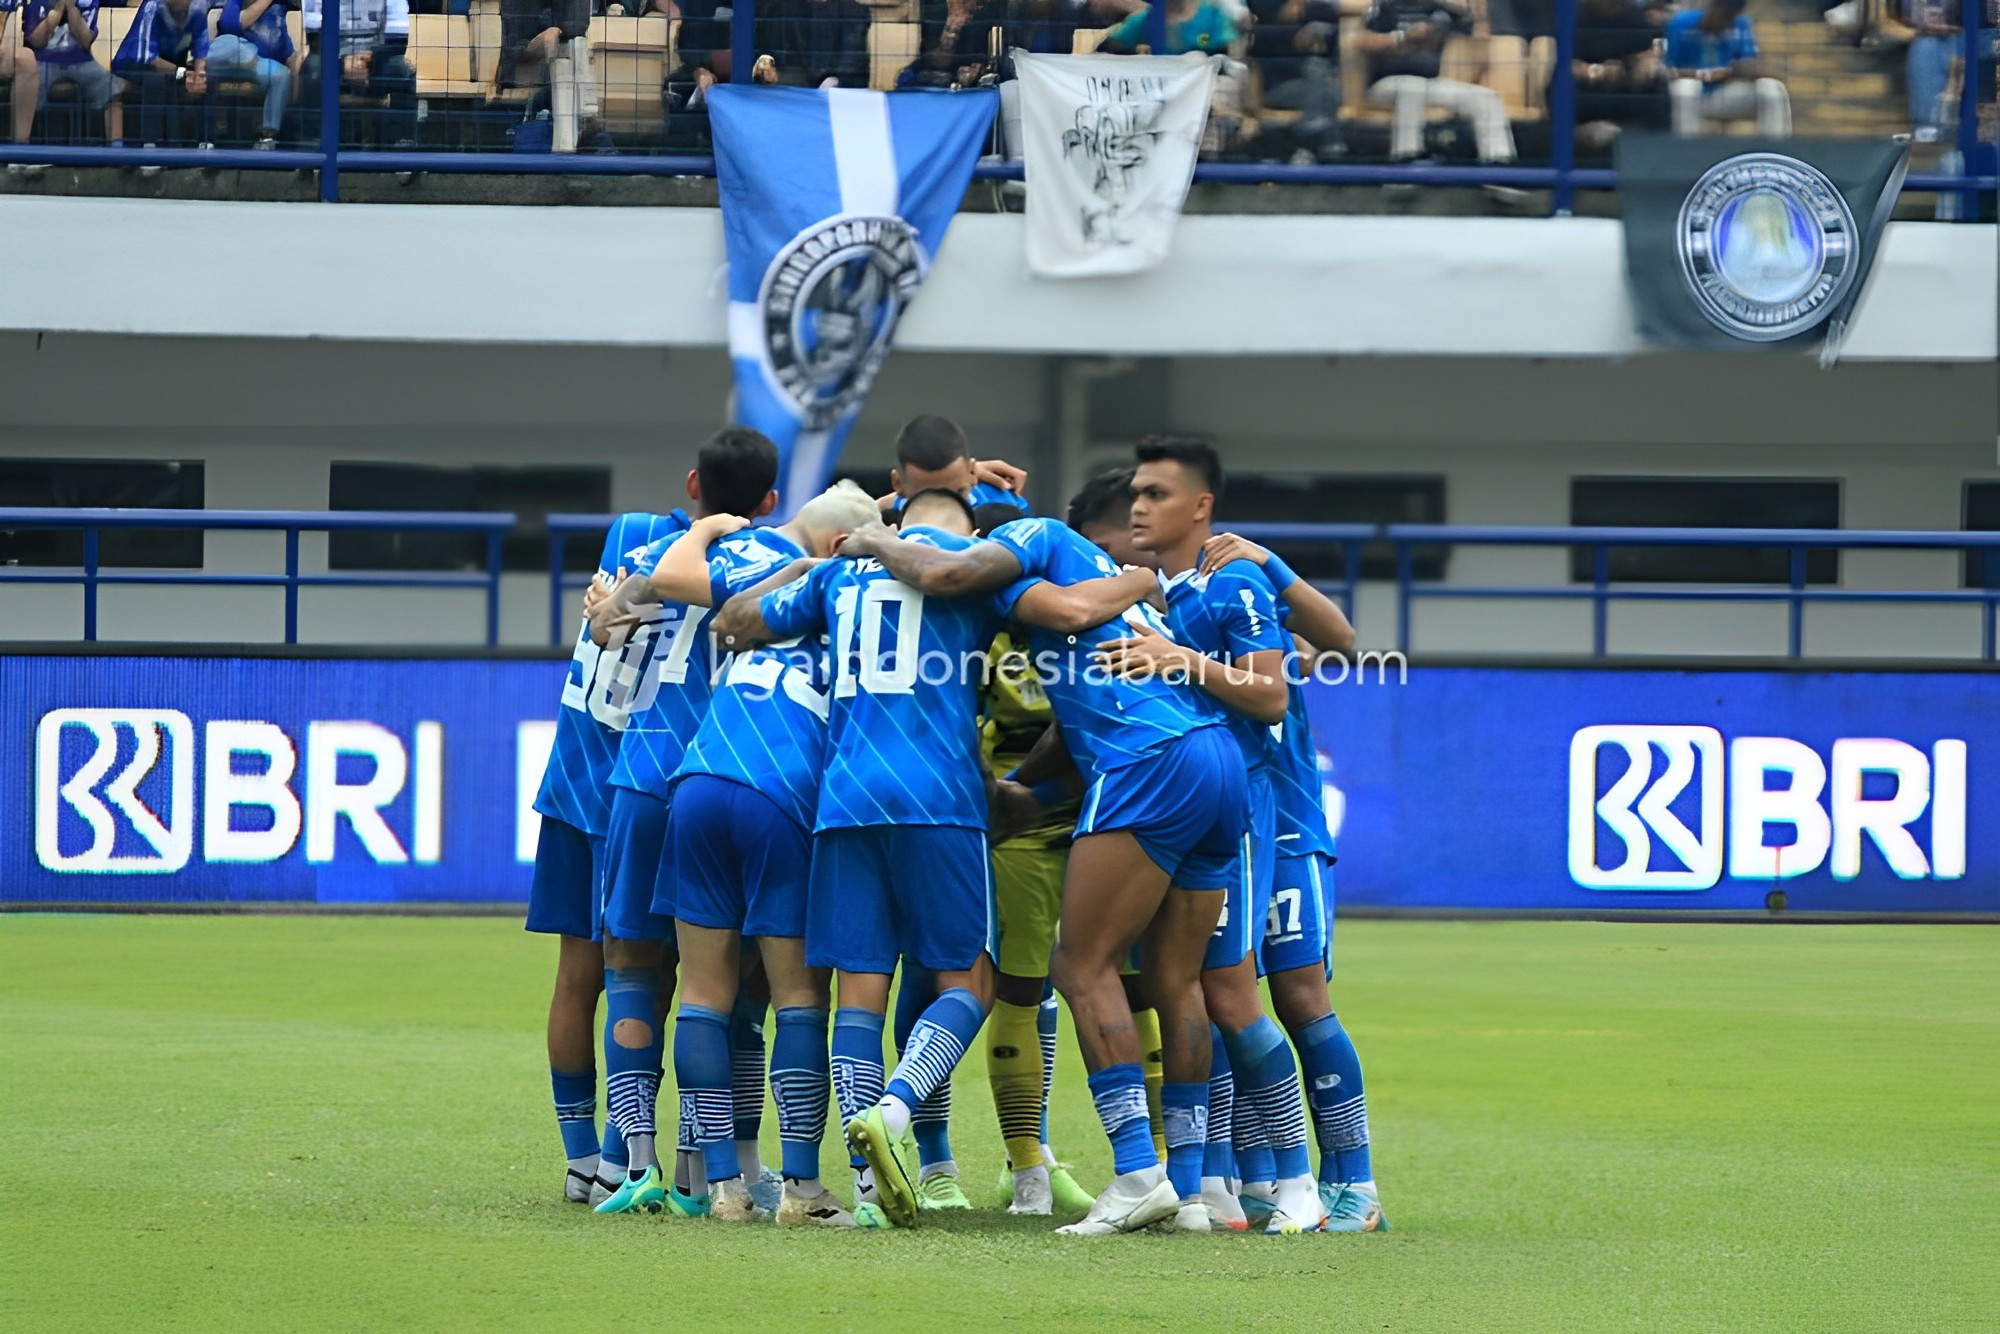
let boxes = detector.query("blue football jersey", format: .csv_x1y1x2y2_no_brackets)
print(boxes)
760,526,1002,831
1160,561,1289,775
534,510,689,836
607,526,725,800
1268,600,1337,860
672,527,829,830
986,517,1216,781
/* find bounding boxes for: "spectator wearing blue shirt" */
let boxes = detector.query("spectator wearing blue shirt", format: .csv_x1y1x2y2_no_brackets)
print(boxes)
0,0,44,148
1100,0,1240,54
1663,0,1790,137
299,0,416,147
112,0,210,147
1899,0,1958,142
24,0,123,144
208,0,301,147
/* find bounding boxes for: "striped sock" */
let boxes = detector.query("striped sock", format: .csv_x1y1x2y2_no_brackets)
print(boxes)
885,987,986,1139
1087,1063,1156,1176
1301,1011,1372,1184
1133,1006,1167,1162
987,999,1044,1172
831,1007,886,1169
729,995,768,1174
673,1002,739,1185
603,968,663,1172
1037,993,1060,1153
1204,1025,1238,1181
551,1066,598,1166
771,1006,831,1184
1227,1016,1310,1182
1161,1082,1209,1201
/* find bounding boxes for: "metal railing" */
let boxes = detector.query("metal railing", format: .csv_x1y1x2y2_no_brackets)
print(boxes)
0,0,1987,208
0,507,517,645
1382,524,2000,659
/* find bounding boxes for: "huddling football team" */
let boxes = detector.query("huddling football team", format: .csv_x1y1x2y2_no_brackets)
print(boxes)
524,413,1384,1236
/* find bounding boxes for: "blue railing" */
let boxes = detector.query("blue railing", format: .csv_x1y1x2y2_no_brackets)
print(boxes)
0,0,1988,207
1383,524,2000,659
543,515,2000,660
0,507,517,646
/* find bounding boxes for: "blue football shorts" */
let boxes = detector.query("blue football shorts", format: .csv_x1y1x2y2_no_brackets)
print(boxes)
524,813,603,940
807,824,996,975
1205,767,1275,972
1260,851,1335,980
666,774,812,939
1076,723,1249,893
599,785,675,944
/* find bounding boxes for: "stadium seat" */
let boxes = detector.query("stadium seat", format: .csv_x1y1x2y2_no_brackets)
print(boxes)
588,14,669,134
867,20,916,91
410,14,484,99
1071,26,1111,54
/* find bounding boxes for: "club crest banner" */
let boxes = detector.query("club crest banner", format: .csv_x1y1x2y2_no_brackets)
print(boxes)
1617,134,1908,359
710,86,997,514
1013,51,1215,279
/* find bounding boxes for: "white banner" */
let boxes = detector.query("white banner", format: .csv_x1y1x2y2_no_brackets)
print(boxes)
1013,51,1215,279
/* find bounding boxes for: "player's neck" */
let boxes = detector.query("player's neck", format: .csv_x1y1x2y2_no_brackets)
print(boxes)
1153,524,1211,578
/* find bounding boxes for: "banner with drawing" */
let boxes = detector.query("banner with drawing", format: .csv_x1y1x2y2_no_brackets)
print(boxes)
1013,51,1215,279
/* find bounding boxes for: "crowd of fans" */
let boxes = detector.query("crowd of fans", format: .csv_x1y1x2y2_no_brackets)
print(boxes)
0,0,1985,173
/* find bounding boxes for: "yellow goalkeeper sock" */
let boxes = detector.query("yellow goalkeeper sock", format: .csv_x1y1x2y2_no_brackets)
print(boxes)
1133,1006,1167,1162
987,999,1045,1173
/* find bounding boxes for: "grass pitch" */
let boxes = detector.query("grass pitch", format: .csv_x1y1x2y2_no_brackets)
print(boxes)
2,915,1994,1331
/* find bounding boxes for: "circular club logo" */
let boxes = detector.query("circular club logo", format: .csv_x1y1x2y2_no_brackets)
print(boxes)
1676,153,1857,342
759,216,923,433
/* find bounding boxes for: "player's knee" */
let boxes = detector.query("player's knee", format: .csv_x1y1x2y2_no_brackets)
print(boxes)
1203,977,1263,1033
1268,968,1331,1031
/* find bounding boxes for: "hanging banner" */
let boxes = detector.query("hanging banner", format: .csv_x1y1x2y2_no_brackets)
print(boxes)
709,86,997,515
1013,51,1215,279
1617,134,1908,358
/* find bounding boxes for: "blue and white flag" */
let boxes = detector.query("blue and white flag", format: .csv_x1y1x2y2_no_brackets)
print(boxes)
710,86,998,515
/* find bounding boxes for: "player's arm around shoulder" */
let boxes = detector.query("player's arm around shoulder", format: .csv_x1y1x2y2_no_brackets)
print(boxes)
713,556,825,652
1201,531,1357,659
1009,565,1160,635
646,513,750,606
837,522,1025,597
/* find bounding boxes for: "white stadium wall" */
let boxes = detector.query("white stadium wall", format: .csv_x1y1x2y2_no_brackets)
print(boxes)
0,195,1990,655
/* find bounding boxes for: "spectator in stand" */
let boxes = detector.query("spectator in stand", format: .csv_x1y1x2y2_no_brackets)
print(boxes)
750,0,869,88
1098,0,1239,54
1900,0,1957,142
1663,0,1790,137
904,0,1128,88
23,0,124,144
1354,0,1517,166
1560,0,1668,147
112,0,211,147
1249,0,1344,163
207,0,302,148
0,1,44,148
300,0,416,147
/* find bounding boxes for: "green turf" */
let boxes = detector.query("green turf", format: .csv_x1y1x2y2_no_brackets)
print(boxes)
3,916,1995,1331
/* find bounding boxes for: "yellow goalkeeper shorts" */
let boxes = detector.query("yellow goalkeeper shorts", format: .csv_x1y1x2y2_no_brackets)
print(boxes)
991,838,1066,979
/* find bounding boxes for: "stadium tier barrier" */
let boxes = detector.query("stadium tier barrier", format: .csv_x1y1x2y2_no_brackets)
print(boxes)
0,0,1987,211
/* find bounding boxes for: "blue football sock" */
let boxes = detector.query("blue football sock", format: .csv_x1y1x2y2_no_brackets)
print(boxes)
602,968,664,1172
1088,1063,1157,1176
1204,1026,1238,1180
672,1002,739,1185
771,1006,831,1182
886,987,986,1152
831,1007,886,1170
893,966,936,1053
600,1115,629,1175
729,994,768,1153
1161,1082,1209,1201
1226,1016,1311,1181
551,1067,598,1162
1302,1011,1372,1184
1037,992,1059,1149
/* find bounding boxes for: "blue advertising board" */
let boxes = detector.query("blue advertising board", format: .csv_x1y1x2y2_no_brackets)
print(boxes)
3,655,1994,915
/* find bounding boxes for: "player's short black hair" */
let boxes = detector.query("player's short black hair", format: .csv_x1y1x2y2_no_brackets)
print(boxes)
971,502,1026,537
697,426,780,518
1133,435,1224,506
895,415,972,473
1066,465,1136,531
902,487,978,533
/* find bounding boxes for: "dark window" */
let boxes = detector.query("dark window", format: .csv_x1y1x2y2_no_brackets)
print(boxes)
328,463,612,574
0,458,204,568
1965,481,2000,588
1568,477,1841,584
1224,473,1448,581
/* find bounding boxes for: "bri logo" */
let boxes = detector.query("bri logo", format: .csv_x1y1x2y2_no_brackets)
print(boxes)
35,709,443,874
1567,726,1967,891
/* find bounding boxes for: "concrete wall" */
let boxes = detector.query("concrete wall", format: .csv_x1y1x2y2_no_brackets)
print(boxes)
0,334,1992,656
